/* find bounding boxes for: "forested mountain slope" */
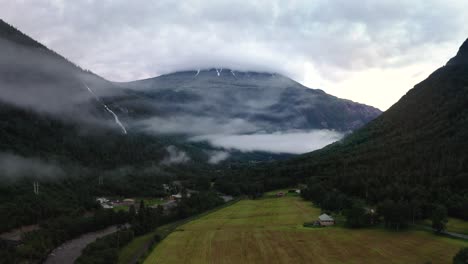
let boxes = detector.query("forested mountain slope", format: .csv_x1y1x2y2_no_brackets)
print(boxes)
283,38,468,219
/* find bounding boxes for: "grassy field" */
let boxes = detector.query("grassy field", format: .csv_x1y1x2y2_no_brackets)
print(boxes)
114,197,165,212
118,220,190,264
119,199,241,264
144,191,468,264
118,231,156,264
423,217,468,235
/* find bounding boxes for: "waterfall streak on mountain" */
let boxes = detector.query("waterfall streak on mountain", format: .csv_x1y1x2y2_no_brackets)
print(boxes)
83,82,128,134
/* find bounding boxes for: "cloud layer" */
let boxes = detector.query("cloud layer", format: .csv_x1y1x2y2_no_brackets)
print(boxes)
191,130,344,154
0,152,64,179
160,146,191,165
2,1,468,109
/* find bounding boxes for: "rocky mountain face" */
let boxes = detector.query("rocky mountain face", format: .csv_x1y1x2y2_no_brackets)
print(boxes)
113,69,381,135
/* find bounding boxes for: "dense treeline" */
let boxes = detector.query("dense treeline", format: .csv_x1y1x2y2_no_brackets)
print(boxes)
75,229,134,264
216,163,300,198
0,100,219,231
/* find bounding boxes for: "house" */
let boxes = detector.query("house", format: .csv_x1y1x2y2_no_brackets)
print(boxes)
276,192,284,197
220,195,233,202
101,204,114,209
96,197,109,204
318,214,335,226
169,193,183,200
96,197,114,209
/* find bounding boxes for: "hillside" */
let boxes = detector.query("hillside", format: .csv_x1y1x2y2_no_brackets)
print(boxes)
277,38,468,219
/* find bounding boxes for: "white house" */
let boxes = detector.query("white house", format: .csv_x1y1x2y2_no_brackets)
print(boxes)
318,214,335,226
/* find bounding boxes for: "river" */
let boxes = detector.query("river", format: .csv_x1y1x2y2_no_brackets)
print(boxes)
44,225,120,264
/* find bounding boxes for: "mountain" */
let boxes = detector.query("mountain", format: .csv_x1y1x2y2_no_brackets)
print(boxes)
113,69,381,134
0,18,380,162
270,38,468,220
0,19,381,232
0,19,119,124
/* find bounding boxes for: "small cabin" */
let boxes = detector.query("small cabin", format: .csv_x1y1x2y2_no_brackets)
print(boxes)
318,214,335,226
276,192,284,197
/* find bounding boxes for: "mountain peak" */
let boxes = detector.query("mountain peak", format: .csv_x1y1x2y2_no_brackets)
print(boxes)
446,38,468,66
176,68,280,79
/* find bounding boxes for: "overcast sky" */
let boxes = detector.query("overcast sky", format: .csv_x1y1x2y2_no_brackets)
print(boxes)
1,0,468,110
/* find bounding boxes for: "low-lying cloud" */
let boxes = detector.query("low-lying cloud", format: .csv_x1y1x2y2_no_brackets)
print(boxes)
0,152,64,179
139,116,259,135
191,130,344,154
160,145,191,165
207,151,230,164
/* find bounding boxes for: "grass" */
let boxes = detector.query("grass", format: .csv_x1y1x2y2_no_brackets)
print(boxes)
422,217,468,235
118,231,156,264
113,205,130,212
135,197,166,207
113,197,165,213
118,199,240,264
144,193,468,264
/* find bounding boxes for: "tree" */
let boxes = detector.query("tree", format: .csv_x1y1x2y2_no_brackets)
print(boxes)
344,199,369,228
128,205,136,223
378,199,410,230
453,247,468,264
431,204,448,233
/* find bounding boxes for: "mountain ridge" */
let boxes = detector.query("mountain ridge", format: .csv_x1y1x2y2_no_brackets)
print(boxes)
113,69,381,134
265,37,468,220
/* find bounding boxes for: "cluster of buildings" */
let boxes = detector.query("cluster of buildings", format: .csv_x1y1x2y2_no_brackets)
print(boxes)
96,197,135,209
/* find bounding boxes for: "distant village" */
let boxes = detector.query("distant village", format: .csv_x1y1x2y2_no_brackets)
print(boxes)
95,182,233,214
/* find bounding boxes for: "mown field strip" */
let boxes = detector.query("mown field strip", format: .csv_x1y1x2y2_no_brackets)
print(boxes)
144,194,468,264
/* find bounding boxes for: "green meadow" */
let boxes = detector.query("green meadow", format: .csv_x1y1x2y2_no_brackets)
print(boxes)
143,192,468,264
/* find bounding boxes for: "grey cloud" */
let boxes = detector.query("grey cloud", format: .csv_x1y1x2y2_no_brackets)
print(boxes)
207,151,230,164
0,36,131,132
191,129,344,154
160,146,191,165
0,152,64,179
138,116,260,135
1,1,467,83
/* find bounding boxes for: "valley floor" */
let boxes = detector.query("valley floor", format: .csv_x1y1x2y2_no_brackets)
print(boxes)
144,192,468,264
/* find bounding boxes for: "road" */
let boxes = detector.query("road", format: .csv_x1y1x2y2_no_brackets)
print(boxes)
416,225,468,240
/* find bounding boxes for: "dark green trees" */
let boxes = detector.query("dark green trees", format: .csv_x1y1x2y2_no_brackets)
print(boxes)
431,204,448,233
378,200,410,231
344,200,372,228
453,247,468,264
